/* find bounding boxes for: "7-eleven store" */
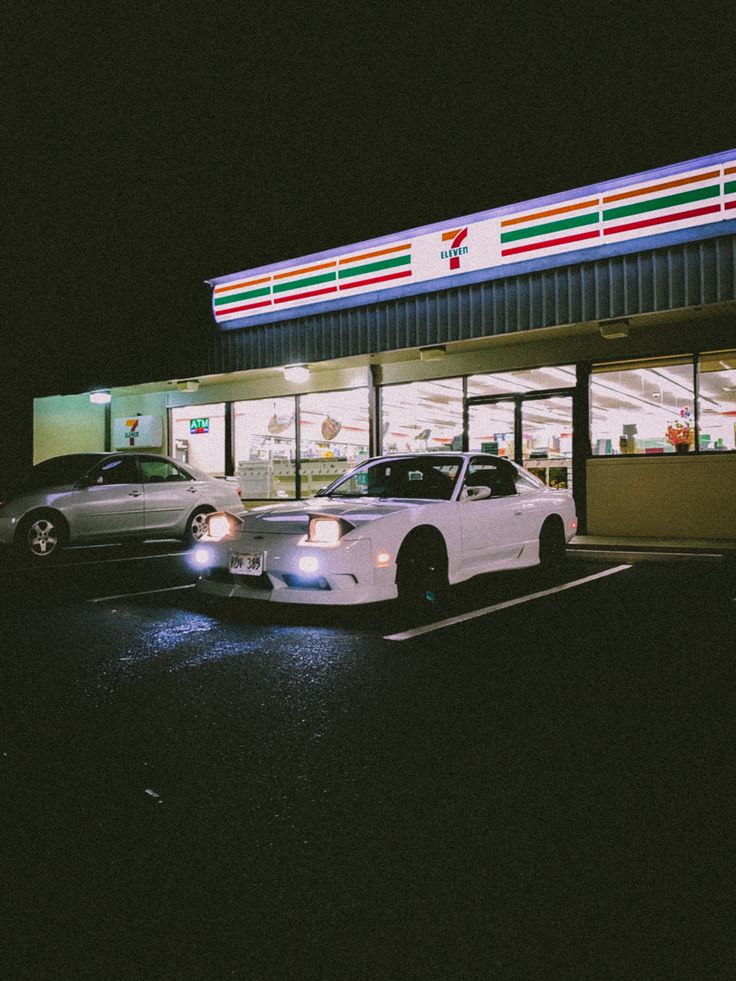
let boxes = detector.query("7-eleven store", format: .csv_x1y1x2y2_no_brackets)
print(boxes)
35,150,736,540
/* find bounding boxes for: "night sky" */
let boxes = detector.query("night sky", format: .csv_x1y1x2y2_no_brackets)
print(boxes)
5,2,735,469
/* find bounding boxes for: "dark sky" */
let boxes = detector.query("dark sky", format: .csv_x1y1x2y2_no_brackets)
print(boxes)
4,2,735,464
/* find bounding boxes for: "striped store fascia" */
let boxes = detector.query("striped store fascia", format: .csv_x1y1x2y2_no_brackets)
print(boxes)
210,152,736,326
214,242,412,320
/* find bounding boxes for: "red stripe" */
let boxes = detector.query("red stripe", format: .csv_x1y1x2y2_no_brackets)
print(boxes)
603,204,721,236
725,201,736,211
216,299,272,316
273,285,338,305
339,269,412,291
501,229,599,257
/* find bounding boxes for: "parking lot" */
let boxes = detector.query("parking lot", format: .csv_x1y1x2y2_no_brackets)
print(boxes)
2,544,735,980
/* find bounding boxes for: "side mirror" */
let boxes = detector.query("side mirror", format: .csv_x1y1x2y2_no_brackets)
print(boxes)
462,485,492,501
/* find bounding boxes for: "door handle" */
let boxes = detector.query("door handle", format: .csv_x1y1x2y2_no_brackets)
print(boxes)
128,490,143,497
514,510,523,516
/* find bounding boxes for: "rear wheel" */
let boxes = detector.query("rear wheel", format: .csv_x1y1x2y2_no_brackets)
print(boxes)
17,511,67,560
185,507,212,546
538,518,566,577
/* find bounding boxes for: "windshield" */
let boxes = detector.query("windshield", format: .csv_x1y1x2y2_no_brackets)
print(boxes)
325,456,462,501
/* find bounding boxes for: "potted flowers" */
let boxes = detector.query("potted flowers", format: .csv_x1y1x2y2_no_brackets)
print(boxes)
665,406,694,453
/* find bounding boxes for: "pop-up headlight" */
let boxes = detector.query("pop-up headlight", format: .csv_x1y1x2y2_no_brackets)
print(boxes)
205,511,243,541
306,515,355,546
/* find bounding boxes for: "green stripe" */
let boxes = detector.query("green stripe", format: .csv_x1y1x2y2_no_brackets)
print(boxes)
725,180,736,194
500,211,598,244
338,254,411,280
214,286,270,306
603,184,719,221
272,271,337,294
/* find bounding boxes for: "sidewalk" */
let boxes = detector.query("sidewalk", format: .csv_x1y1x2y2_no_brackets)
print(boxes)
568,535,736,563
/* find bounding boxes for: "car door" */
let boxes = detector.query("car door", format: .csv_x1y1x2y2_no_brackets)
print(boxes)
139,457,201,536
458,457,526,574
70,455,145,542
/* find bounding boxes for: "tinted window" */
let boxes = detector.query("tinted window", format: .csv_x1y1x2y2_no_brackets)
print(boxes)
139,459,191,483
88,457,140,486
22,455,106,490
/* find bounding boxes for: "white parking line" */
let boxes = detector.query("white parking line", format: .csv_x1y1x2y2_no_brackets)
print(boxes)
55,549,190,568
384,564,633,642
87,584,197,603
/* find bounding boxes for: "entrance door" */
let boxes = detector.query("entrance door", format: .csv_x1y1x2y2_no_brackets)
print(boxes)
468,391,574,491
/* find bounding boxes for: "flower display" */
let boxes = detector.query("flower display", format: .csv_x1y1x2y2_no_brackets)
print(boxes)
665,406,694,446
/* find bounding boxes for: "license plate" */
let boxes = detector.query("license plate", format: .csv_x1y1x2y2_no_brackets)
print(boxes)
229,552,264,576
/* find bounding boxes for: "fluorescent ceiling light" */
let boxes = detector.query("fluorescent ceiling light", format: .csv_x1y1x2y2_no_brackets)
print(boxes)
89,390,112,404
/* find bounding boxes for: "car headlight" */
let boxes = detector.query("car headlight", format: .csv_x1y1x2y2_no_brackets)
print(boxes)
204,511,243,541
306,515,355,546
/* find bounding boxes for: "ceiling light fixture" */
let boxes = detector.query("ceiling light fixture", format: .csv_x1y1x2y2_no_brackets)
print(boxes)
283,364,310,383
599,318,630,339
89,389,112,404
177,379,200,392
419,345,447,362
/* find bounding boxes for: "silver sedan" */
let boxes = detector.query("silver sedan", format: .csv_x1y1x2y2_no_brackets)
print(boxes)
0,453,244,560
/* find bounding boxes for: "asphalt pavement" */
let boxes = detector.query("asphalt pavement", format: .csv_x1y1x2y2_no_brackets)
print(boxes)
1,544,735,980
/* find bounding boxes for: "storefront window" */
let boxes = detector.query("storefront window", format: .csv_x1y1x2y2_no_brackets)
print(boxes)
467,364,575,398
380,378,463,454
298,388,369,494
468,401,516,458
591,358,695,455
170,402,226,474
698,351,736,451
233,397,297,498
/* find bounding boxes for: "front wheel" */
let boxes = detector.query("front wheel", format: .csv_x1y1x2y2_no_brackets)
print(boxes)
17,511,67,560
396,543,449,617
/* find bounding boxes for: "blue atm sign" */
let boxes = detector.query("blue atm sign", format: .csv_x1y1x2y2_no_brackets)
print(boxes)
190,418,209,435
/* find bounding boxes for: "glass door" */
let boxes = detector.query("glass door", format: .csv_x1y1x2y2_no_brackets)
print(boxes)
468,392,574,491
521,395,573,490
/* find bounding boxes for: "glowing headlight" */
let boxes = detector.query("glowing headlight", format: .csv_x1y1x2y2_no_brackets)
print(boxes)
299,556,320,573
194,547,211,566
205,511,242,541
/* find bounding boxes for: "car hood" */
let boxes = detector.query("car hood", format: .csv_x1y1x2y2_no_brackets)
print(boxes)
238,497,423,536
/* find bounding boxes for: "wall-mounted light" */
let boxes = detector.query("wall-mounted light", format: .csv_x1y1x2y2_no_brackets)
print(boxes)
599,318,630,339
89,389,112,404
177,379,200,392
419,345,446,362
283,364,310,383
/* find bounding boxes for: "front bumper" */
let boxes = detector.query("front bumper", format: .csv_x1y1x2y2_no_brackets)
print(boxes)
195,532,398,606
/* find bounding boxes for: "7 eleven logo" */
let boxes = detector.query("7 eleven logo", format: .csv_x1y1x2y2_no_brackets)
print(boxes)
440,227,469,270
125,418,139,446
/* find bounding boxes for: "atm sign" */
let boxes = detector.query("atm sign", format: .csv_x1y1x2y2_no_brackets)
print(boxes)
190,418,209,434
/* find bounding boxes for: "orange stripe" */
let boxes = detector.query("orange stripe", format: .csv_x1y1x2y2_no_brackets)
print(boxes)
501,198,598,227
442,228,461,241
339,243,411,265
214,275,270,294
603,169,720,203
273,260,336,281
725,164,736,175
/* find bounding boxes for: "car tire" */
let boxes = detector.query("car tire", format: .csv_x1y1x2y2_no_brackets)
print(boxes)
538,518,566,578
396,534,449,617
184,507,212,546
16,510,68,561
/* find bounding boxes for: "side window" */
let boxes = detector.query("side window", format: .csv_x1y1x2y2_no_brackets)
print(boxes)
139,459,192,483
464,459,517,497
514,467,544,493
90,457,139,486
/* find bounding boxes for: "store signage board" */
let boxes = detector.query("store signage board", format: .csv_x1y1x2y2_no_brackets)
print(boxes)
113,416,163,449
190,418,210,435
209,152,736,329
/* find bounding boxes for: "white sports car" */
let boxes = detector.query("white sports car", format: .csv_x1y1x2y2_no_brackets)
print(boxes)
194,452,577,608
